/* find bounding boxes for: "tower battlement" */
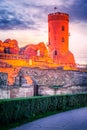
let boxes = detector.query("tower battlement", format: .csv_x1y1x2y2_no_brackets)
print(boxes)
48,12,69,21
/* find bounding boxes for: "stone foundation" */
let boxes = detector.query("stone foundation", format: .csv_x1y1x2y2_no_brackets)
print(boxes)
0,86,34,99
38,85,87,96
0,69,87,99
10,86,34,98
0,89,10,99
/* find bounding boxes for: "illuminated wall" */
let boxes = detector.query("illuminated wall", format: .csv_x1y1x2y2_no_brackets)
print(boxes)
48,12,75,66
0,39,19,54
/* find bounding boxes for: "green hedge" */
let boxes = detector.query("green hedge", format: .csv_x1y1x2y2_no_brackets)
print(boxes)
0,93,87,125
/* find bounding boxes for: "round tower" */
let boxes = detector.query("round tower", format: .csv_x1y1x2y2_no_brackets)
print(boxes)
48,12,75,66
48,12,69,55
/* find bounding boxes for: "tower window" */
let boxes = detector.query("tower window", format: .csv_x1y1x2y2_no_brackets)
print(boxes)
62,26,64,31
37,50,40,56
54,50,57,55
62,37,64,42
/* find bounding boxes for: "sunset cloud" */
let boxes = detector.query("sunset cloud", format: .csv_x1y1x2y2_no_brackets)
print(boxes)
0,0,87,64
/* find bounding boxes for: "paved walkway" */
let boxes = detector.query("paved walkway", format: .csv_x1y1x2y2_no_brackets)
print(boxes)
12,107,87,130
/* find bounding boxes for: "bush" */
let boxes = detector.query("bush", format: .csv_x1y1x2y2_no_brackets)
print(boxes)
0,93,87,126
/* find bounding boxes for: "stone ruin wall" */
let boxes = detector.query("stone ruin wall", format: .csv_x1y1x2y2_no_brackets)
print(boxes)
0,68,87,99
21,68,87,95
0,72,34,99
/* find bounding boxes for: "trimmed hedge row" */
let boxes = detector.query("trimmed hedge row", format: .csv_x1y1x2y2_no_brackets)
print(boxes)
0,93,87,125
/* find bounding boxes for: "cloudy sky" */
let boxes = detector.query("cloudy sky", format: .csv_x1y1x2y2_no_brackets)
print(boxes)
0,0,87,64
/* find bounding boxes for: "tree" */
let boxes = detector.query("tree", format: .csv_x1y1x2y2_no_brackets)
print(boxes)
49,85,63,95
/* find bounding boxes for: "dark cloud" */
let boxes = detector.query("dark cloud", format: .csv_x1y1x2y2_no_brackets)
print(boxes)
0,1,47,30
71,0,87,22
0,8,36,30
59,0,87,22
38,0,87,23
0,0,86,30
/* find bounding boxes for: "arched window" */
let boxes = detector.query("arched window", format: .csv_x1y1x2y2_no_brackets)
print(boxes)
61,37,64,42
37,50,40,56
62,26,64,31
54,50,57,55
4,48,10,54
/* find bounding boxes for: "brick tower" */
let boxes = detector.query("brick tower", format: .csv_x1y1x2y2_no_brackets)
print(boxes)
48,12,75,67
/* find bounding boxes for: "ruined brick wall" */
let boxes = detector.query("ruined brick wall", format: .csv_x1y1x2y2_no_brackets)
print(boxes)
0,72,34,99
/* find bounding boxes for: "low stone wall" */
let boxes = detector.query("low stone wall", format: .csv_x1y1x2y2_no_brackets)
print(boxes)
0,86,34,99
10,86,34,98
38,85,87,96
0,89,10,99
0,71,34,99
